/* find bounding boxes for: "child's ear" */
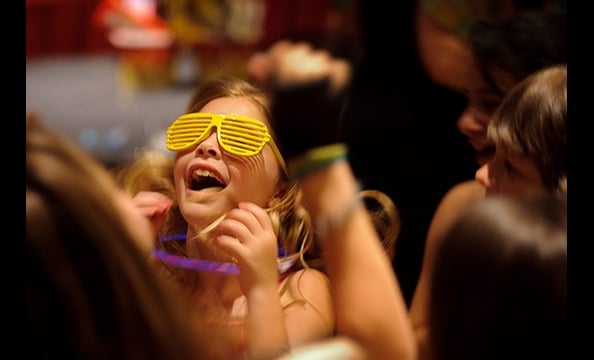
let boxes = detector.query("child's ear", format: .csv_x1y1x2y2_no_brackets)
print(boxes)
267,182,289,208
266,190,284,238
267,197,279,208
267,191,283,208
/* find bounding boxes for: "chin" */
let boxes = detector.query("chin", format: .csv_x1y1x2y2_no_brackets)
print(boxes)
179,203,212,223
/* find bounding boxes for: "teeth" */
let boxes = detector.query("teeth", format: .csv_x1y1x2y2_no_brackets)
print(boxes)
193,169,213,178
192,169,223,183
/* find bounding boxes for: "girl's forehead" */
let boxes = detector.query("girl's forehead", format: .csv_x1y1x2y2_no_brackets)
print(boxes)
200,97,268,124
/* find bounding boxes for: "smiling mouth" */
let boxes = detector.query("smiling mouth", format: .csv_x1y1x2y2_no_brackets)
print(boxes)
188,169,226,192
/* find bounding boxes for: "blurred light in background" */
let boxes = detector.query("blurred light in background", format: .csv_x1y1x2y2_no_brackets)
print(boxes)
26,0,356,166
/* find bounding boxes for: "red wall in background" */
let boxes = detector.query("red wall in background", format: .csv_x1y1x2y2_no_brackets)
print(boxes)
260,0,333,46
26,0,337,59
26,0,113,58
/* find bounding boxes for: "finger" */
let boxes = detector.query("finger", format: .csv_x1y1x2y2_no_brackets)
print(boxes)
132,191,173,216
268,40,308,60
132,191,173,206
275,49,333,86
238,201,274,231
218,209,261,244
216,234,245,259
246,52,271,84
246,40,305,86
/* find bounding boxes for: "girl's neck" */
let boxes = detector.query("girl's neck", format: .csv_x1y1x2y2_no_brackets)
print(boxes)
186,226,244,311
194,272,244,314
186,224,233,262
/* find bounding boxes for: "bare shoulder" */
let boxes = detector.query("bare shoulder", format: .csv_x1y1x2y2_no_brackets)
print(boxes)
410,181,485,334
283,268,331,294
426,180,485,253
441,180,486,205
280,268,335,336
280,268,332,308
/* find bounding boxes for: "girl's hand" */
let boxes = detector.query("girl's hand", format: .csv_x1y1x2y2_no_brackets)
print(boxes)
215,202,279,293
131,191,173,238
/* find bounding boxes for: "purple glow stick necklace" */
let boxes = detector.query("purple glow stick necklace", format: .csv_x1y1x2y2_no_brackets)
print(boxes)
152,234,298,275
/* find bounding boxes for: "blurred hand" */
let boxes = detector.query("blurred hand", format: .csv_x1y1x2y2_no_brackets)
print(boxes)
247,40,352,161
247,40,350,95
131,191,173,239
215,202,279,294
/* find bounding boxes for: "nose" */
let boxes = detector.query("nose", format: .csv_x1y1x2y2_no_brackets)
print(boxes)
475,162,494,190
195,130,221,158
457,107,486,139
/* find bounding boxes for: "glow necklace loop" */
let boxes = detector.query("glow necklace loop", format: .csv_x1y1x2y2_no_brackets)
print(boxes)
151,234,297,275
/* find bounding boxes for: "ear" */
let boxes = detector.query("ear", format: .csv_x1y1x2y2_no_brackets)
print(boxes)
267,197,279,208
266,182,289,208
267,191,283,208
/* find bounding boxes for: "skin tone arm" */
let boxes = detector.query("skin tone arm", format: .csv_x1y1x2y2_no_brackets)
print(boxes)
249,40,417,359
217,202,290,353
408,179,485,360
299,161,417,360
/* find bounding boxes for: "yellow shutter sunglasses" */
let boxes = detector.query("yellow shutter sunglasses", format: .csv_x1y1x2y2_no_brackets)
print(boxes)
166,112,288,176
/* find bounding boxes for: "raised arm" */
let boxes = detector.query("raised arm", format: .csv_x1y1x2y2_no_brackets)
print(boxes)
249,40,417,360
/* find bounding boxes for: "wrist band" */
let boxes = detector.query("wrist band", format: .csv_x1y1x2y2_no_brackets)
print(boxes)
288,143,348,180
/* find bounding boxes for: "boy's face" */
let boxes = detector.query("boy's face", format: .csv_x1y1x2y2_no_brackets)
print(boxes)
475,147,544,196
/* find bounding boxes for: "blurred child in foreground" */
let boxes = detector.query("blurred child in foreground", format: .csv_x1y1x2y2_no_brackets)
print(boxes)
26,114,222,359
